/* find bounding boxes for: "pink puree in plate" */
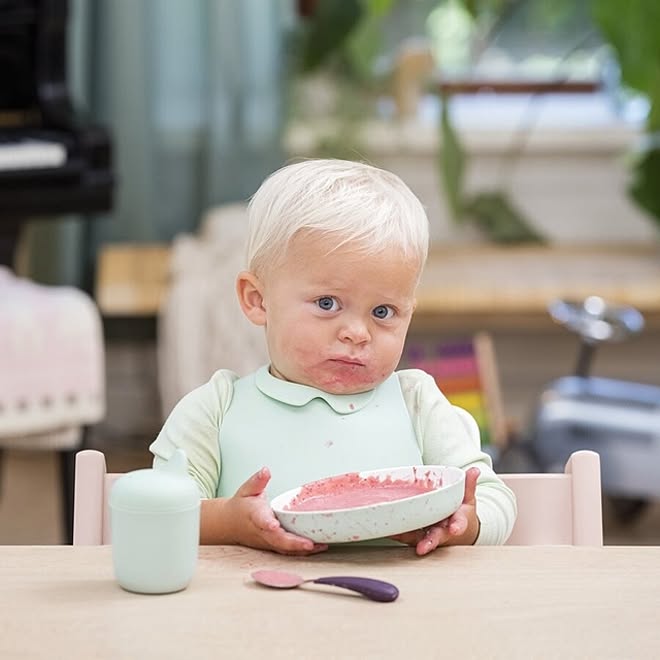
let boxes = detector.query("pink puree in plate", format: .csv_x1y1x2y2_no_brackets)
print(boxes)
285,470,442,512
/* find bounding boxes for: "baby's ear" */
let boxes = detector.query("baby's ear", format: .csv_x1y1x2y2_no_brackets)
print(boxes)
236,271,267,326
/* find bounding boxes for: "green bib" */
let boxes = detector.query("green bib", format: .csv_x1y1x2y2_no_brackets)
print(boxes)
217,366,422,499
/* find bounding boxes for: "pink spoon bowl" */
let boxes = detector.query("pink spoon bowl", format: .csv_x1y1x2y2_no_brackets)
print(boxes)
251,569,399,602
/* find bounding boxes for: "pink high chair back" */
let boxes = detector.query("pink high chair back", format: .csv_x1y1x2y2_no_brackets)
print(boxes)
502,451,602,546
74,408,603,546
453,405,603,545
73,450,121,545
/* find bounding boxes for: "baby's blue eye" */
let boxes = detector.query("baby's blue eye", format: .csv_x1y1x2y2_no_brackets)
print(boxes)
317,296,337,311
373,305,394,320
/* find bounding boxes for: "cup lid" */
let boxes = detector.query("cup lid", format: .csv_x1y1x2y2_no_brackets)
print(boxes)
109,449,201,513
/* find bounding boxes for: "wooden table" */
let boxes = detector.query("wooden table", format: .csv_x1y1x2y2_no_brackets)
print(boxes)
1,545,659,659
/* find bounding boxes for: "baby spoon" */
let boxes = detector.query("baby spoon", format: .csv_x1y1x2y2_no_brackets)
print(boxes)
251,569,399,602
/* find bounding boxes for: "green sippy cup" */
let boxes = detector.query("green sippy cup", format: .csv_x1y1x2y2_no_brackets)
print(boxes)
109,449,200,594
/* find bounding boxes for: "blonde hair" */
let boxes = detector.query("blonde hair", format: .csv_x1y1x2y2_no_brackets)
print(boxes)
246,159,429,276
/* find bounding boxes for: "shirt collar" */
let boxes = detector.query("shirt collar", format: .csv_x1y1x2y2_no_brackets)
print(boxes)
255,365,376,414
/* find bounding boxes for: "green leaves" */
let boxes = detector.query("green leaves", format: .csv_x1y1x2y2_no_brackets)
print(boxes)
630,143,660,222
463,191,546,243
591,0,660,118
298,0,363,73
439,98,544,243
438,0,660,237
591,0,660,229
297,0,393,83
439,97,466,221
362,0,395,17
344,5,386,83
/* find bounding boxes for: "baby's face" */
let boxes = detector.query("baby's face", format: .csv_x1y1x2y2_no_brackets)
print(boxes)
260,233,420,394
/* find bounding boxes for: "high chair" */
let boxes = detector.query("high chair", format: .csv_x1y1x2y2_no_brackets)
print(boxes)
453,405,603,546
74,408,602,546
502,450,602,546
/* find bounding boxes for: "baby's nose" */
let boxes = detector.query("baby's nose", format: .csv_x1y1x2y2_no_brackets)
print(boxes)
339,318,370,343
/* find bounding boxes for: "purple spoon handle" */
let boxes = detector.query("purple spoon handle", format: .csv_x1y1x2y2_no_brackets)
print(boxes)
312,576,399,602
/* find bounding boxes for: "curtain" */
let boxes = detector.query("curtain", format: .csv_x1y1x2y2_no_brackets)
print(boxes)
27,0,292,288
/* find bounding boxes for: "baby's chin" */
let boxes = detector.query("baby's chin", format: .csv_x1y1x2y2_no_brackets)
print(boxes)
272,363,389,394
304,372,387,395
320,383,374,395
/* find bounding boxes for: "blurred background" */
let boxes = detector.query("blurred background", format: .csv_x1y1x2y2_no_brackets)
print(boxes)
1,0,659,545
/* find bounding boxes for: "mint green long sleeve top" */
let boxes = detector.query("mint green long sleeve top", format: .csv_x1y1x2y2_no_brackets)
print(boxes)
150,366,517,545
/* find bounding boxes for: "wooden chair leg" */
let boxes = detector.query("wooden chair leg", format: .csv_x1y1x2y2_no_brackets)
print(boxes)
0,448,4,497
60,428,90,544
59,449,76,544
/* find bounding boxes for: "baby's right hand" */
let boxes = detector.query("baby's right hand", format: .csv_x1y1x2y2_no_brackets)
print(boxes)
226,467,328,556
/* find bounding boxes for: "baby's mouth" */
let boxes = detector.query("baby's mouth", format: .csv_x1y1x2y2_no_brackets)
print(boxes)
330,357,365,367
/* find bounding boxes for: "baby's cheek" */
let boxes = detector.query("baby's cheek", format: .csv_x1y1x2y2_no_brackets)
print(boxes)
291,343,315,364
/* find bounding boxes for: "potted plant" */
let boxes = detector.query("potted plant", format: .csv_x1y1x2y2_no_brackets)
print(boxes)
292,0,660,243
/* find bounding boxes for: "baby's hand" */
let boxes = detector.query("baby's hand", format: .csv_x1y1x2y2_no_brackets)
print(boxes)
389,467,481,556
226,468,328,556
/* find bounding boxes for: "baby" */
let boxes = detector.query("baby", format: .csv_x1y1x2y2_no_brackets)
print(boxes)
150,159,517,555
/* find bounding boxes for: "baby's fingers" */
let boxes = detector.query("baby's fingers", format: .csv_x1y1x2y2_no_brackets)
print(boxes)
235,467,271,498
447,509,469,537
250,506,280,533
262,526,328,555
462,467,480,505
415,523,451,556
389,531,422,546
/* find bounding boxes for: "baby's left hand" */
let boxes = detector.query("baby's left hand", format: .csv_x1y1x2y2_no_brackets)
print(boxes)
389,467,480,556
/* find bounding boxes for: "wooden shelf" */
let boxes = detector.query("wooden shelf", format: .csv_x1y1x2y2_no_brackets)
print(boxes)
95,242,660,331
437,79,600,95
414,243,660,331
95,243,171,317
